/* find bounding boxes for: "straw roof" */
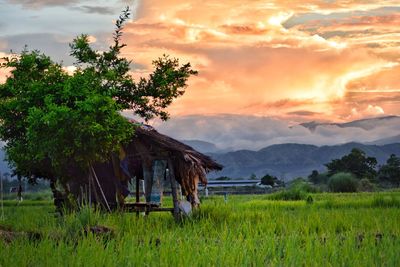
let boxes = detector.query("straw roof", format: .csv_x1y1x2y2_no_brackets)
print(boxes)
126,122,222,187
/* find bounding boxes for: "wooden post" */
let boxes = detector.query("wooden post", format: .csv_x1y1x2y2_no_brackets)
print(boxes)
151,160,167,205
142,160,153,215
0,173,4,221
168,159,180,219
88,173,92,208
135,175,140,217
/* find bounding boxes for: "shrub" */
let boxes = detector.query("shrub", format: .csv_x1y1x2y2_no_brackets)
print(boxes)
358,178,377,192
306,195,314,204
328,173,358,192
267,189,306,201
290,179,319,193
308,170,329,184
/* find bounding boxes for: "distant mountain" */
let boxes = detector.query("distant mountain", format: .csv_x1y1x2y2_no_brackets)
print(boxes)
301,116,400,132
208,142,400,180
181,140,220,153
367,135,400,145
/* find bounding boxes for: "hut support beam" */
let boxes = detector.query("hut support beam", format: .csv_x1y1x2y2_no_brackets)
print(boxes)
143,161,152,203
151,160,166,204
168,159,180,219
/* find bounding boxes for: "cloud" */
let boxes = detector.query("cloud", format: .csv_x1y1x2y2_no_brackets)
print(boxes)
115,0,400,122
3,0,399,123
1,33,74,64
7,0,80,9
286,110,322,116
0,52,15,83
71,5,116,15
151,114,400,151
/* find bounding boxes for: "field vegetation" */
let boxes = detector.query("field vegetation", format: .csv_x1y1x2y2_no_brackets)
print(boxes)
1,192,399,266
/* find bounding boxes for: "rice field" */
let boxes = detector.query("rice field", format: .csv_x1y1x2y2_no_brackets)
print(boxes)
1,192,400,266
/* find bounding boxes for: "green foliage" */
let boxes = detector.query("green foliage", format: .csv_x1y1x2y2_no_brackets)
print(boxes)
267,189,307,201
290,178,319,193
306,195,314,204
325,148,377,179
261,174,284,187
358,178,377,192
308,170,329,184
378,154,400,187
261,174,275,186
267,179,318,201
215,176,231,181
0,7,196,187
328,173,358,193
371,195,400,208
1,193,400,266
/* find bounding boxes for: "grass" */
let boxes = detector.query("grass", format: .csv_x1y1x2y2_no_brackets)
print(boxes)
1,192,400,266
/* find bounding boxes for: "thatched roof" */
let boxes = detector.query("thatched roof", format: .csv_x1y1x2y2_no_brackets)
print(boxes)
125,122,222,190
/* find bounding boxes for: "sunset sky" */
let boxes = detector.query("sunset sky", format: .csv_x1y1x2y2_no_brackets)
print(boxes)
1,0,400,123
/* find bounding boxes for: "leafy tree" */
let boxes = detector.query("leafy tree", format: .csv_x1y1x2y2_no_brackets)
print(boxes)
378,154,400,187
308,170,329,184
261,174,276,186
325,148,377,180
261,174,284,187
0,7,197,203
328,172,358,193
308,170,319,183
249,173,257,180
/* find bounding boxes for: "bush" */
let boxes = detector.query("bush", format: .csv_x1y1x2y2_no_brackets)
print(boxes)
267,189,306,201
261,174,276,186
290,179,319,193
308,170,330,184
328,173,358,192
358,178,377,192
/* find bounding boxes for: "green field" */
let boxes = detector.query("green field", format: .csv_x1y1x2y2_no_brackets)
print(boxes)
1,192,400,266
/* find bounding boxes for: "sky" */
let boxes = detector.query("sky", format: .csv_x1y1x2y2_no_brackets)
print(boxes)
0,1,400,135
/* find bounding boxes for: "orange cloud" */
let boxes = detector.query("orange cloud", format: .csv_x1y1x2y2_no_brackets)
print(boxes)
2,0,399,123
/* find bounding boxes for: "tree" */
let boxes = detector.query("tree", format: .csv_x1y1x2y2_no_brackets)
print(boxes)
0,7,197,204
308,170,329,184
378,154,400,187
325,148,377,180
261,174,276,186
261,174,284,187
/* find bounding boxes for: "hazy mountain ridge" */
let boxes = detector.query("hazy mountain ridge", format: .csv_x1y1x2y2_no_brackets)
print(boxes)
366,135,400,145
300,115,400,132
156,115,400,151
180,140,220,153
207,142,400,180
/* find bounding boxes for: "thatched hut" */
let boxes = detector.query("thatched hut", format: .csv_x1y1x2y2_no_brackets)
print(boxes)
66,121,222,213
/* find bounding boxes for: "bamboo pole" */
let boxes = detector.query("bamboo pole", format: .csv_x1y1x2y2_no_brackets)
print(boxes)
90,165,111,212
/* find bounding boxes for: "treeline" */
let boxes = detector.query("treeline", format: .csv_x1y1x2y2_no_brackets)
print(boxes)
307,148,400,192
0,174,49,193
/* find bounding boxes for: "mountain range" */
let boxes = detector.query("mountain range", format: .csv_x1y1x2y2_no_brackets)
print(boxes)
179,116,400,180
1,116,399,181
206,142,400,180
